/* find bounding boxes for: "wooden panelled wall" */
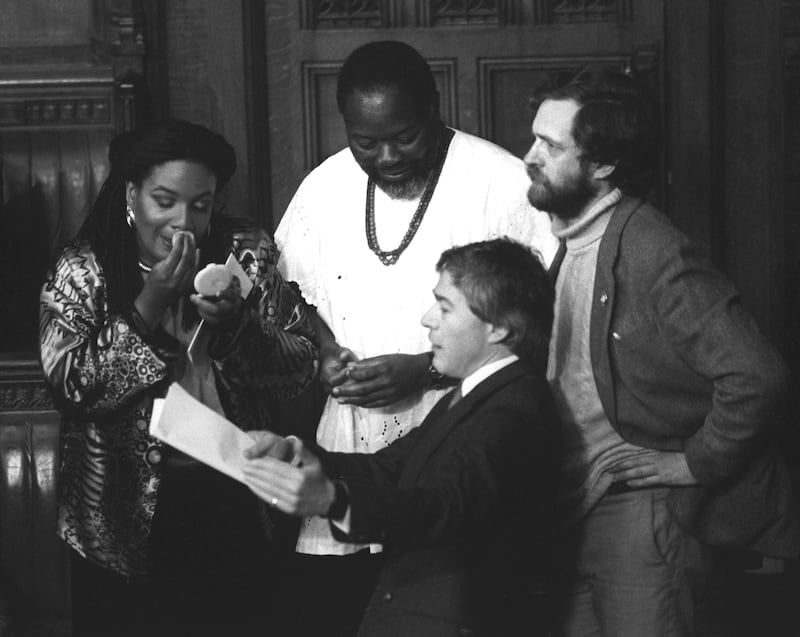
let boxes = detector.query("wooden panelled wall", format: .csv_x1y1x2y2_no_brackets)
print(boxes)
262,0,664,227
783,1,800,379
0,78,119,353
0,2,152,633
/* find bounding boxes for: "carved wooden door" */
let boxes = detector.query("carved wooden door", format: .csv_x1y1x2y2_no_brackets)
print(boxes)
263,0,664,225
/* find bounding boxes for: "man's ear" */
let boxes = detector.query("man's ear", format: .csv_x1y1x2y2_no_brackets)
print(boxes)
487,322,510,345
592,162,616,181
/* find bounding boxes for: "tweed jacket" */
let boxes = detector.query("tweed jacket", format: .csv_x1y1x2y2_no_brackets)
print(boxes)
585,195,799,557
39,216,318,578
321,361,560,637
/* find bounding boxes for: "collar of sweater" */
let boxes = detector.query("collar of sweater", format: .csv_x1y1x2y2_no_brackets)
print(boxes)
551,188,622,250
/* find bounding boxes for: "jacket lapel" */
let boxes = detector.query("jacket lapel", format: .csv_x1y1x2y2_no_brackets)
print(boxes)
399,361,529,487
590,195,644,427
547,238,567,284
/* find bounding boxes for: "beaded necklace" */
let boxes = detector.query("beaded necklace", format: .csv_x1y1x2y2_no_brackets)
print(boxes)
137,260,152,274
365,127,454,266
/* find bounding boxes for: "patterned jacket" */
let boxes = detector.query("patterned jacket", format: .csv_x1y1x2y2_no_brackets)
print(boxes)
39,216,318,578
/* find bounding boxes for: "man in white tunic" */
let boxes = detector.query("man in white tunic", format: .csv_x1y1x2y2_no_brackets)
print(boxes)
275,40,556,636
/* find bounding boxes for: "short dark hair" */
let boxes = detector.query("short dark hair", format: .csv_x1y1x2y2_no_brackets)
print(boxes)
436,238,554,369
532,66,659,196
336,40,439,117
76,119,236,315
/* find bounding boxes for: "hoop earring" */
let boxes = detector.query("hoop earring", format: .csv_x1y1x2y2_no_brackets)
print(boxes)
126,204,135,228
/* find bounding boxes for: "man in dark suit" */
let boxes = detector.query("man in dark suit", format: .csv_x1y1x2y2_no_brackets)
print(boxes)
243,238,560,637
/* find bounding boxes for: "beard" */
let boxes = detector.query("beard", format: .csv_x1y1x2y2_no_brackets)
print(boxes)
527,166,598,220
370,126,444,201
374,174,429,200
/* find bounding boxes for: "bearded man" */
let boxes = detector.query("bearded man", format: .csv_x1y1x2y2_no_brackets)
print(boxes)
274,40,556,636
526,66,799,636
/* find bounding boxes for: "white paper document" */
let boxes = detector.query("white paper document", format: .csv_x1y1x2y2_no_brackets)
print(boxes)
150,382,254,483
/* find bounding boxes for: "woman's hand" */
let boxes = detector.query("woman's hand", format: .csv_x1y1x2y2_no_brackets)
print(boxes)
190,276,243,326
134,231,198,328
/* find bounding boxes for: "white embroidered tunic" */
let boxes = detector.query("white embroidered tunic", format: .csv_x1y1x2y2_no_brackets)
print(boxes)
277,128,557,555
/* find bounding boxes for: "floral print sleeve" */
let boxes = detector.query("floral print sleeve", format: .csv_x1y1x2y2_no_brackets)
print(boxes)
39,242,170,417
208,219,318,399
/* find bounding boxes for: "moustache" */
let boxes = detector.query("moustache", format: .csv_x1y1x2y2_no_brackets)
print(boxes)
527,167,544,182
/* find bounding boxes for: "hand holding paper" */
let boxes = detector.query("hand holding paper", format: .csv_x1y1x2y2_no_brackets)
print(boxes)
243,430,299,463
188,253,254,362
150,382,259,483
241,436,335,517
150,383,299,484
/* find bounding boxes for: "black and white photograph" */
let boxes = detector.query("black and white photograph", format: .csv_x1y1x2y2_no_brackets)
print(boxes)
0,2,798,636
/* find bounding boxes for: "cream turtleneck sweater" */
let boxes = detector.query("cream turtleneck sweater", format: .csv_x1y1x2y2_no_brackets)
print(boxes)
547,189,644,524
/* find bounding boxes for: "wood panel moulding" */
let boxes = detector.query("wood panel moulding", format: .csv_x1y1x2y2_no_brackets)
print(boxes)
0,71,123,409
90,0,145,54
300,0,401,29
0,359,53,410
0,75,116,131
544,0,633,24
418,0,521,27
90,0,146,77
299,0,526,28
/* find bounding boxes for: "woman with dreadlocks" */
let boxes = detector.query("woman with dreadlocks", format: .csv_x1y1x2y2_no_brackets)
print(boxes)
39,119,317,637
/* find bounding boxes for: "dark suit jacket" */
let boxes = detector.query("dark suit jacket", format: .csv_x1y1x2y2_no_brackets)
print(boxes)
584,195,799,557
320,360,560,637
